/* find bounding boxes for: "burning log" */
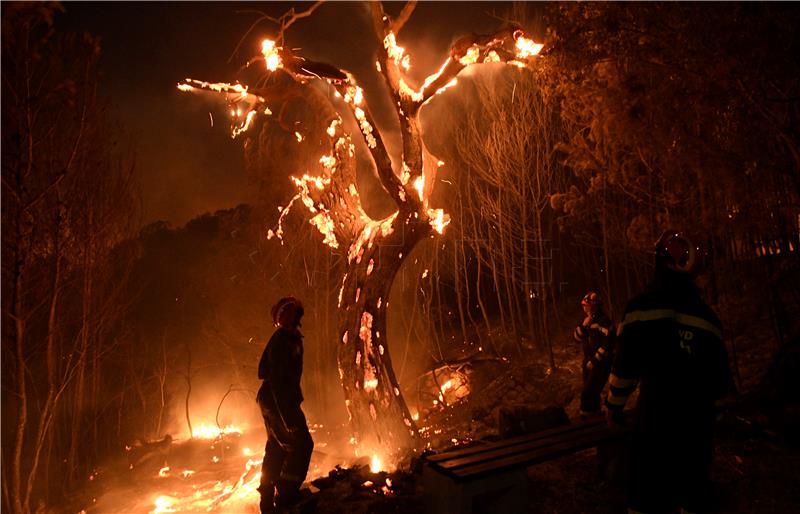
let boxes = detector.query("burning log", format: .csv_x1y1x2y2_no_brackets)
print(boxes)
178,1,544,461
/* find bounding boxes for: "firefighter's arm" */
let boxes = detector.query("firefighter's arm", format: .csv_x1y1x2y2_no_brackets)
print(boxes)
605,314,641,423
573,318,590,342
590,318,614,364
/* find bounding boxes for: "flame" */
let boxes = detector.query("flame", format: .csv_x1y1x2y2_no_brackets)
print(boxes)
326,118,340,137
436,78,458,96
151,496,177,513
458,45,481,66
370,455,381,473
158,466,170,478
515,36,544,58
231,110,257,138
261,39,283,71
383,32,410,71
413,175,424,202
426,208,451,234
192,423,243,440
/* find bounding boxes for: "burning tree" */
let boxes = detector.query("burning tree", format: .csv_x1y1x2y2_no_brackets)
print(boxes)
178,2,543,459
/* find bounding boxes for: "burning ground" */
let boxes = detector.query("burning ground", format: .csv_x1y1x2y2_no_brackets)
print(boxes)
71,326,800,514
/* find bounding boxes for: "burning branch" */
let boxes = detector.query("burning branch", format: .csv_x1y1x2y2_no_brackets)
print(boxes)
177,1,545,460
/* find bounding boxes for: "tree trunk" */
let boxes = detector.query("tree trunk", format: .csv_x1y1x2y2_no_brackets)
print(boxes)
337,211,429,457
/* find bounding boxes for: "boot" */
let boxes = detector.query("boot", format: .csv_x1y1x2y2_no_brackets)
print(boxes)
258,484,276,514
274,479,302,510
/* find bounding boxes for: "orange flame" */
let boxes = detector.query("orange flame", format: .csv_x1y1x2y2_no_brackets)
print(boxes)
515,36,544,59
261,39,283,71
370,455,382,473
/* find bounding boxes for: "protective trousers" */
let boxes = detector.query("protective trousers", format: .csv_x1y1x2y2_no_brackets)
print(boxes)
257,402,313,512
581,360,611,413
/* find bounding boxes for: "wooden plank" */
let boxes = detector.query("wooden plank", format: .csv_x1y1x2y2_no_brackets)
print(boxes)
452,426,632,481
425,417,606,464
433,421,612,472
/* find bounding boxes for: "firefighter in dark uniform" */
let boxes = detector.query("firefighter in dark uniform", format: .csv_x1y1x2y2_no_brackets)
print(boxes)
605,231,735,513
574,292,615,417
256,297,314,514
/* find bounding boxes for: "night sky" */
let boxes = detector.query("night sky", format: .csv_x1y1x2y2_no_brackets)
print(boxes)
57,1,519,227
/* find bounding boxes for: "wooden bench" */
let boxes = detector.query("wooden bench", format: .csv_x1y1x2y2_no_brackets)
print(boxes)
422,413,633,514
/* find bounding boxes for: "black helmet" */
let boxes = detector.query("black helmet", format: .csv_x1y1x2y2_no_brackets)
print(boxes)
271,296,304,327
654,230,703,275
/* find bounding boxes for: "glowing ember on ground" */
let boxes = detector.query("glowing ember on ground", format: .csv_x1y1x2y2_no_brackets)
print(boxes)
192,423,243,440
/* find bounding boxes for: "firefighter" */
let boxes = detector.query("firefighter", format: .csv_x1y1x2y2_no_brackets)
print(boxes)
605,230,735,513
573,291,615,417
256,297,314,514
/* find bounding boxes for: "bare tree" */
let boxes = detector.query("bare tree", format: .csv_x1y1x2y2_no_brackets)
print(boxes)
2,5,139,511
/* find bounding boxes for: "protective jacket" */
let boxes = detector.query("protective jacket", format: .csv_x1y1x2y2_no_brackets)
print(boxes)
605,271,734,512
574,311,615,366
257,327,304,420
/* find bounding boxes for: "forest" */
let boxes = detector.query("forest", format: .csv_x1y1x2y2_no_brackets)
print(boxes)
2,2,799,513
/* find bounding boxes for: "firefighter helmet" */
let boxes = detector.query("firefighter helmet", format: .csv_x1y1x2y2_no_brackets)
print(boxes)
271,296,304,327
581,292,602,307
654,230,703,275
